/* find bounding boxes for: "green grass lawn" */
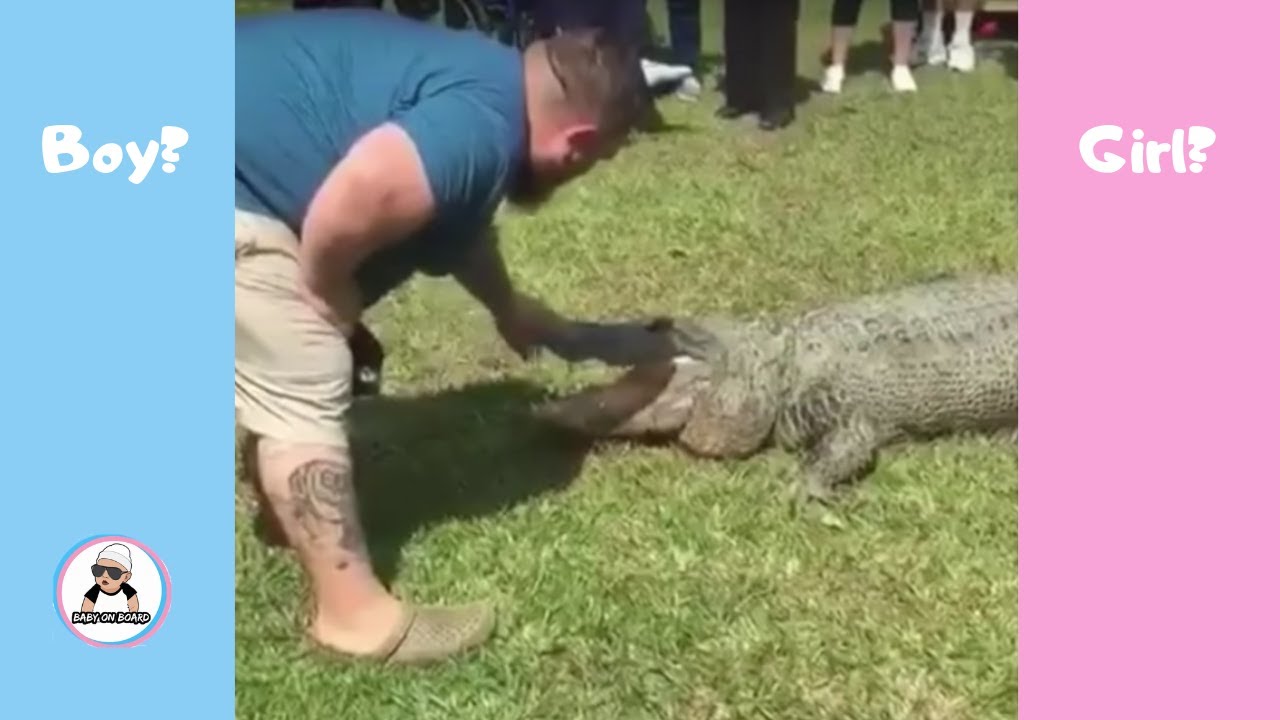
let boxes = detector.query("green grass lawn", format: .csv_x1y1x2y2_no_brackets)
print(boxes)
234,2,1018,718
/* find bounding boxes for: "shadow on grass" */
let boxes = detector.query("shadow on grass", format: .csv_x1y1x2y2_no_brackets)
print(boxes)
704,69,822,109
637,109,700,136
697,52,726,71
793,74,821,106
350,379,592,582
244,379,593,584
840,41,893,76
993,44,1017,81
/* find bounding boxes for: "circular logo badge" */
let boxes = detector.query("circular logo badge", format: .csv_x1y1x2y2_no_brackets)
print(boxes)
53,535,171,648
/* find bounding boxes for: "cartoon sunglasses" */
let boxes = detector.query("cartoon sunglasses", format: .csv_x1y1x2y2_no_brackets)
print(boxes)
91,564,127,580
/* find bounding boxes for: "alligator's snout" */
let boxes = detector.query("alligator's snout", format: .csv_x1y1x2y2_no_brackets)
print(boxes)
532,357,711,438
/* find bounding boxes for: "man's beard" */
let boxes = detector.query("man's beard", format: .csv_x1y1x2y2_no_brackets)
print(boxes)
505,161,558,212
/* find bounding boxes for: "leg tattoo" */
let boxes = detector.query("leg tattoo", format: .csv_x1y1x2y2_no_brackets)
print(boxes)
286,459,366,567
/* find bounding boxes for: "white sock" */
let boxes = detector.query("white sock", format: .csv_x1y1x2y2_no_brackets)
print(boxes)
922,11,943,45
953,10,974,45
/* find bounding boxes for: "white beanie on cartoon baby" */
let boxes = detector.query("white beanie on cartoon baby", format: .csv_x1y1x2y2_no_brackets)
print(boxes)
97,543,132,572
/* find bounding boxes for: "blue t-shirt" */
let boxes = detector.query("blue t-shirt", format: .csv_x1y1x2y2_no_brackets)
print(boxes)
235,9,526,306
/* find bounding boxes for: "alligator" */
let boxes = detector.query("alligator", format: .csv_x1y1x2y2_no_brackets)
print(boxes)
531,274,1018,505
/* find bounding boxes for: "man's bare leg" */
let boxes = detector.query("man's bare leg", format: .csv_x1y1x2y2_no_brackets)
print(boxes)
234,208,494,664
237,431,288,547
253,438,496,663
256,439,404,655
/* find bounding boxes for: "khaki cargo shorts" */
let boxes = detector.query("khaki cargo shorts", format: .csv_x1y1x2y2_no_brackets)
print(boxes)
235,209,351,448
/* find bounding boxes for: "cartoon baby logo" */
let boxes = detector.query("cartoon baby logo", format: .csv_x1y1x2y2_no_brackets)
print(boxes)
82,543,142,613
54,535,171,648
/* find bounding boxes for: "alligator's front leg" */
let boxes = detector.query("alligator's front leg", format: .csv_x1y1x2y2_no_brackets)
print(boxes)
794,413,883,507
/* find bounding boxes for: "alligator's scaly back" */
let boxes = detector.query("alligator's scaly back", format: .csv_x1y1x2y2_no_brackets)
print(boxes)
777,274,1017,447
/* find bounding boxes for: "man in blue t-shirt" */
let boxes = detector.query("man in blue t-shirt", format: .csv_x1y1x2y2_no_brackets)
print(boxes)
235,9,653,666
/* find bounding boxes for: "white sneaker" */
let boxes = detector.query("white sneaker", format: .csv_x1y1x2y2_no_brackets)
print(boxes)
914,35,947,66
820,64,845,94
640,58,694,88
890,64,917,92
947,42,976,73
674,75,702,102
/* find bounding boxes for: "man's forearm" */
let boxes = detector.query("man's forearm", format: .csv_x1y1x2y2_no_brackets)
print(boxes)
297,228,356,300
298,174,389,305
451,228,518,318
452,228,578,359
296,221,368,333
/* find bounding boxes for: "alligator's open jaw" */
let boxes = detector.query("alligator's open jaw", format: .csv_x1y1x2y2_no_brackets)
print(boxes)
532,357,711,438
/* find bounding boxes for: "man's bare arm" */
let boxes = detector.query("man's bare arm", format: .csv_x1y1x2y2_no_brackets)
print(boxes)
128,595,139,613
299,122,435,331
452,229,572,358
450,228,680,365
81,598,93,612
451,228,518,319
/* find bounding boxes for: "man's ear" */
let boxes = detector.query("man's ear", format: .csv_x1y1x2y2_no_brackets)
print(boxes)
123,571,131,583
562,123,601,158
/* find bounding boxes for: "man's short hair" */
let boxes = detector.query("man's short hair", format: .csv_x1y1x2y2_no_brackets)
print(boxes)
543,28,659,142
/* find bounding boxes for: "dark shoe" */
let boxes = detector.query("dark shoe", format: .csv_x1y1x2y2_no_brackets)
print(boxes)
715,104,750,120
758,108,795,131
348,322,384,397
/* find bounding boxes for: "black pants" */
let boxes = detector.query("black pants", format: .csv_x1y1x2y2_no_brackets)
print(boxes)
533,0,650,49
722,0,799,115
830,0,920,25
666,0,702,70
293,0,382,8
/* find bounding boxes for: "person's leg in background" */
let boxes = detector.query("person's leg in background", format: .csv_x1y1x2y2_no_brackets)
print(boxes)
540,0,688,88
757,0,799,130
887,0,920,92
235,211,494,666
533,0,594,34
945,0,978,72
530,0,562,36
666,0,703,100
293,0,383,9
717,0,753,118
916,0,948,67
627,0,694,89
820,0,863,94
386,0,469,24
578,1,655,55
608,0,649,49
442,0,470,28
